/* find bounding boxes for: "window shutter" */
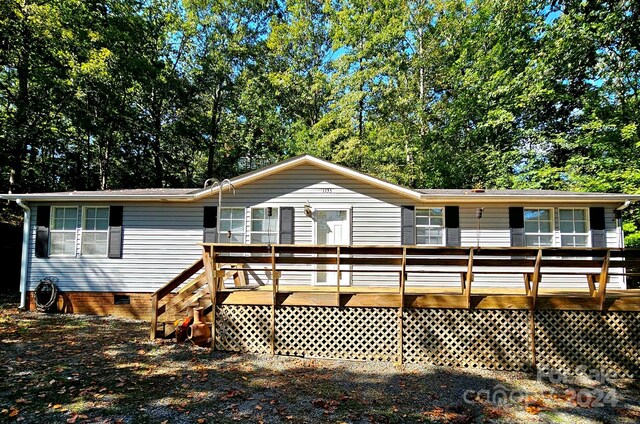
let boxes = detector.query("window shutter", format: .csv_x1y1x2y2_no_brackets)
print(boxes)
509,207,525,247
444,206,460,246
203,206,217,243
108,206,123,259
590,207,606,247
279,207,295,244
35,206,50,258
401,206,415,245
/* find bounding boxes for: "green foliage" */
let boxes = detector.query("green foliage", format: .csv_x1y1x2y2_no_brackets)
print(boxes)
1,0,639,240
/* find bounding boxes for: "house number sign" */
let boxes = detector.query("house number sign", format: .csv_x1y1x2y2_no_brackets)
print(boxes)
321,188,333,194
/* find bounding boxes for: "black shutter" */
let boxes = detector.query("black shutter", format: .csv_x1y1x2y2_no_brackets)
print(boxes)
279,207,295,244
35,206,50,258
444,206,460,246
509,207,525,247
590,207,606,247
203,206,217,243
401,206,415,245
108,206,123,259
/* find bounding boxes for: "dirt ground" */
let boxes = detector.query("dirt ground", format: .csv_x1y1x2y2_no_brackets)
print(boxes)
1,297,640,424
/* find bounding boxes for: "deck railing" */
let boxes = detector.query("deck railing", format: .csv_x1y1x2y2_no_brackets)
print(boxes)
150,245,640,340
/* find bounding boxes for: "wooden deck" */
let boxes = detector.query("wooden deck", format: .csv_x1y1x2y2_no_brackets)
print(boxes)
148,244,640,369
150,244,640,338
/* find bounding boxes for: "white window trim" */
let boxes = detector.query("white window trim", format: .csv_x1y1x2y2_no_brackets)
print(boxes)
49,206,79,257
249,206,280,245
524,207,555,247
415,207,446,246
218,207,246,244
558,207,590,247
80,206,110,257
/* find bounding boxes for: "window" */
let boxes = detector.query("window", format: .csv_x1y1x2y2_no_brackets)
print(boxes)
250,207,279,244
219,208,245,244
50,207,78,256
416,208,444,245
559,208,589,247
82,207,109,256
524,208,553,246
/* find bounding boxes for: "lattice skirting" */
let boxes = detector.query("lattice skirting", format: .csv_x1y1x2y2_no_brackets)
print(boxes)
535,311,640,378
403,309,532,371
215,305,271,354
214,306,640,374
274,307,398,361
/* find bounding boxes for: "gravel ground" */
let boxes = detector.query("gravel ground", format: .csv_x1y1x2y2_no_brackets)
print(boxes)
1,297,639,423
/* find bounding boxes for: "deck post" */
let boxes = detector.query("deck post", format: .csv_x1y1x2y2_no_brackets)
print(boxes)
336,246,341,307
150,294,159,340
598,250,611,311
203,246,218,349
529,309,537,370
397,247,407,365
530,249,542,310
270,245,277,355
523,273,531,296
465,248,474,308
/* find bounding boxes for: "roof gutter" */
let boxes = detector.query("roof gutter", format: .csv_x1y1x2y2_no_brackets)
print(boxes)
0,194,195,202
617,200,632,211
15,199,30,310
417,195,640,204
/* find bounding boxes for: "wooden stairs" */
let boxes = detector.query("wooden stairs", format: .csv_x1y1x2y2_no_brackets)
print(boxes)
150,258,246,339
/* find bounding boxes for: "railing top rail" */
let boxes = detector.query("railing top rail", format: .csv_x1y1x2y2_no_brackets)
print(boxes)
151,257,204,299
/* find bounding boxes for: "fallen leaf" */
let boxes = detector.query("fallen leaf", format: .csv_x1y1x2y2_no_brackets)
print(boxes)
312,398,326,408
526,406,541,415
52,404,62,410
67,413,78,423
9,409,19,417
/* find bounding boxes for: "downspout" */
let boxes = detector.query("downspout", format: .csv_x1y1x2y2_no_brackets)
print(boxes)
616,201,631,248
616,201,631,290
16,199,31,310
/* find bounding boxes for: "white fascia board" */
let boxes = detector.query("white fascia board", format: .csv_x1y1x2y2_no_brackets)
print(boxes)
418,194,640,204
192,155,424,201
0,193,195,202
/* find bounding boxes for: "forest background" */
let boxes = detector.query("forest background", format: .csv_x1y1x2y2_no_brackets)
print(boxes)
1,0,640,246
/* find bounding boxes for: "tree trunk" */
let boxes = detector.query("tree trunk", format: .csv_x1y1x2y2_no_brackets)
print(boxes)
10,5,31,193
99,137,110,191
207,87,221,179
152,113,163,187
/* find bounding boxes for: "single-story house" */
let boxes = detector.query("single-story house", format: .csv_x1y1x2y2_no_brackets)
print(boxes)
2,155,639,316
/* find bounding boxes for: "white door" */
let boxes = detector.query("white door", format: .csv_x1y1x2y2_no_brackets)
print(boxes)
315,210,350,285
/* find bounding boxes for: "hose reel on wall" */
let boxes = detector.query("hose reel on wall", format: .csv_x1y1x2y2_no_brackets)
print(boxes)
35,276,59,312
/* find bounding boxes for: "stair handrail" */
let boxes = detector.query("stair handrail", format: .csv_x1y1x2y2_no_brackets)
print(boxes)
151,258,204,300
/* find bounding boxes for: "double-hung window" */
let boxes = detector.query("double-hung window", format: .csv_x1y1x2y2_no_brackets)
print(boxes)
416,208,444,245
250,207,279,244
50,207,78,256
524,208,553,247
559,208,589,247
219,208,245,244
82,207,109,256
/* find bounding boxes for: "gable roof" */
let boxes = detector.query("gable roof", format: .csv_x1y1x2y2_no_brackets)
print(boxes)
1,155,638,205
191,155,423,200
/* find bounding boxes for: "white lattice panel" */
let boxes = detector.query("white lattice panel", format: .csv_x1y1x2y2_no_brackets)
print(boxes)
215,305,271,354
403,309,532,371
535,311,640,378
275,307,398,362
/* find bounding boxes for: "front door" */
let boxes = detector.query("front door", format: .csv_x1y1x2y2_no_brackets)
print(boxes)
315,209,350,285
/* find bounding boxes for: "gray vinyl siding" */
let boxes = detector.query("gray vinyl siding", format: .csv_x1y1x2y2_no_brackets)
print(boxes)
24,164,626,293
206,164,404,286
27,203,203,293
